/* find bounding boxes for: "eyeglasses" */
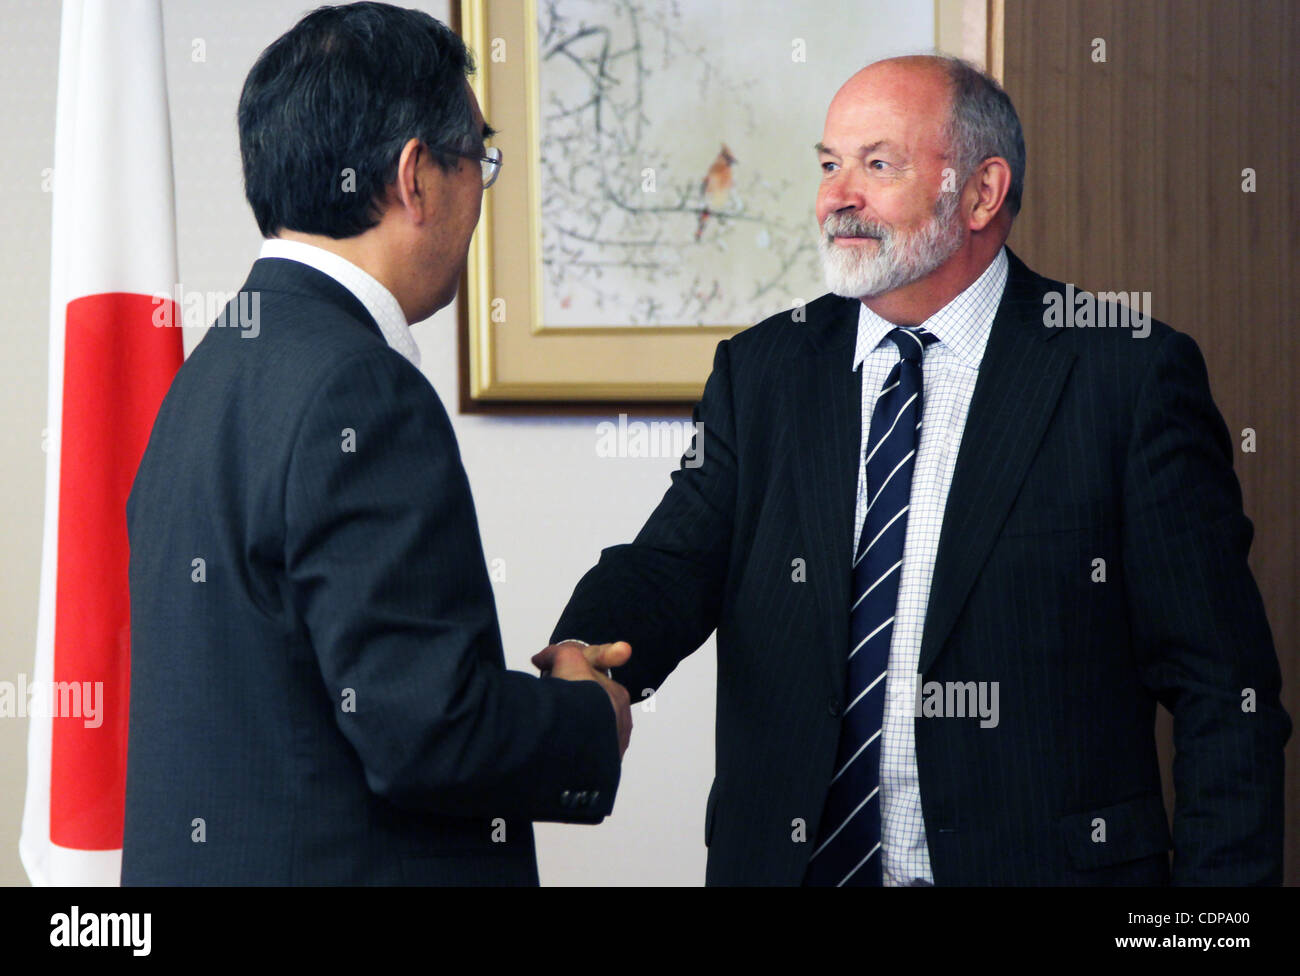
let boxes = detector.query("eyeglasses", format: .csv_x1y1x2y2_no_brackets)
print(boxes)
430,145,503,188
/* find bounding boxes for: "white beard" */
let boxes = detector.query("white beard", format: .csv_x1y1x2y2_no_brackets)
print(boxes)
817,193,965,299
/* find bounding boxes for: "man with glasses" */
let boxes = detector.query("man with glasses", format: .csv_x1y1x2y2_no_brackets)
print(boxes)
123,2,630,885
442,145,503,189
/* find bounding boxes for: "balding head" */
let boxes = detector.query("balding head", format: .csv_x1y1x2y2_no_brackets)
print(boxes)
831,55,956,128
826,55,1023,218
821,55,957,194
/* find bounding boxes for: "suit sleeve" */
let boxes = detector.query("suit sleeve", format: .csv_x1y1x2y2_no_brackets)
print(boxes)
284,348,620,823
551,338,740,700
1121,330,1291,884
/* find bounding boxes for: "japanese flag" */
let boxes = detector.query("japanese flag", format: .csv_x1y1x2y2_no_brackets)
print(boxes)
21,0,183,885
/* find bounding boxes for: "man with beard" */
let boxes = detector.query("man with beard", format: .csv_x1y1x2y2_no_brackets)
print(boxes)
538,55,1288,885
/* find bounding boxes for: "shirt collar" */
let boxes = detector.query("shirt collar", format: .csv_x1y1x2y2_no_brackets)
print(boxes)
258,237,421,368
852,245,1008,371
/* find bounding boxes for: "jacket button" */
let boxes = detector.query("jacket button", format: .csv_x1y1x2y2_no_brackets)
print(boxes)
828,698,841,717
560,790,573,807
588,790,600,805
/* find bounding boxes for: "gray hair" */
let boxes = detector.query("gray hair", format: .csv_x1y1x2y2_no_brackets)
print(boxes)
940,57,1025,217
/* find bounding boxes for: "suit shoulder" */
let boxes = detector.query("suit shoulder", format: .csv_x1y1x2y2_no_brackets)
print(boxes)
1031,270,1177,367
724,293,854,361
167,292,440,460
194,287,426,396
259,290,394,368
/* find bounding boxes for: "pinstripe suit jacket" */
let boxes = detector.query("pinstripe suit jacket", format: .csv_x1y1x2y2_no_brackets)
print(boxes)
553,248,1290,885
124,258,620,884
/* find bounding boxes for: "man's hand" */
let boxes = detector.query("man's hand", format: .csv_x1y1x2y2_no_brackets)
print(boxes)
536,641,633,758
532,640,631,675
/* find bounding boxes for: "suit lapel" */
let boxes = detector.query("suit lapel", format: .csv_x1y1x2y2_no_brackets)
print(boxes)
789,297,861,690
917,251,1076,675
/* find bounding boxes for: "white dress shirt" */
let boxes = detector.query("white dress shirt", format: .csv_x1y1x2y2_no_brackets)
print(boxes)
258,237,421,368
851,246,1008,886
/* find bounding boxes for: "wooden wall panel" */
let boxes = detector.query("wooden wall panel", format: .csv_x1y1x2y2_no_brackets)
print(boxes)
1003,0,1298,883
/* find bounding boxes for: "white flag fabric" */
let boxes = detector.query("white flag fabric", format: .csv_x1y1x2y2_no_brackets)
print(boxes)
21,0,183,886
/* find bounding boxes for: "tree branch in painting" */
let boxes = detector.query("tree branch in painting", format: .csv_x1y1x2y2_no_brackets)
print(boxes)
538,0,819,325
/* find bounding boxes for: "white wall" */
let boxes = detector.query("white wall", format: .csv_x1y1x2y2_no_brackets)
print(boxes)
0,0,715,886
0,0,62,889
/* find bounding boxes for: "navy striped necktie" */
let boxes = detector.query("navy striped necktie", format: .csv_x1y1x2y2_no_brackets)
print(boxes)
805,325,937,887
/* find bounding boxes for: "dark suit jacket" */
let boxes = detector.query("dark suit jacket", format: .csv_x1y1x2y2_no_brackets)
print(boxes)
124,257,619,885
553,248,1290,885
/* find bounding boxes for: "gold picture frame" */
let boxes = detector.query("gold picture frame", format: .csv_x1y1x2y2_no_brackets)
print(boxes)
454,0,997,411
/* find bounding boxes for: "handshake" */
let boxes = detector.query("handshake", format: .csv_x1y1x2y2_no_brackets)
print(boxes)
533,640,634,759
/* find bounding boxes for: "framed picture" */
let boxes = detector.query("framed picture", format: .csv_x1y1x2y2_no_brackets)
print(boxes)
454,0,998,410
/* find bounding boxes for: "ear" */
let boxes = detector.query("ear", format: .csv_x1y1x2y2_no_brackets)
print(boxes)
966,156,1012,231
391,137,442,225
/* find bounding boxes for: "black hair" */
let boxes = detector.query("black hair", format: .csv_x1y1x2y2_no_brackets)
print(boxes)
237,2,479,238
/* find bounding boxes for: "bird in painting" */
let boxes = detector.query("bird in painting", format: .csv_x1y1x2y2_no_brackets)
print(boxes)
695,144,737,241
